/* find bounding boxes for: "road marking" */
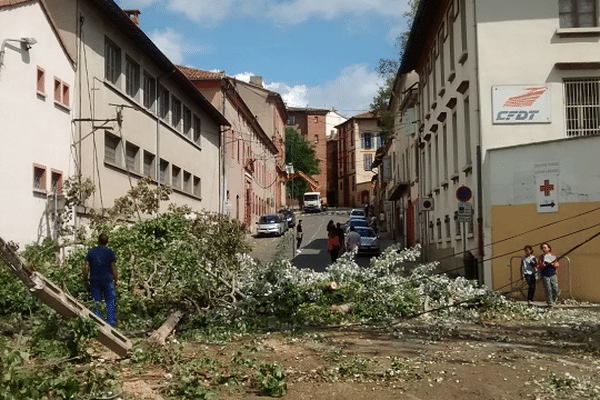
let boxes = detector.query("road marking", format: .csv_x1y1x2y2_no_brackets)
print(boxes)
309,218,326,243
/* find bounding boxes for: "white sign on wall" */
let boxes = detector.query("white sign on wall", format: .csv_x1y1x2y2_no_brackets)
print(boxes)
492,85,551,124
536,173,558,213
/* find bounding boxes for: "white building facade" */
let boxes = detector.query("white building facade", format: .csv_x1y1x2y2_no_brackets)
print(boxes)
0,0,75,248
43,0,229,228
396,0,600,299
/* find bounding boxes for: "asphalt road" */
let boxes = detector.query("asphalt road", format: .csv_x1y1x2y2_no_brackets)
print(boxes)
249,208,391,272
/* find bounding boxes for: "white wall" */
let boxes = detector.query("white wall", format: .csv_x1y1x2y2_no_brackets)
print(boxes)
0,1,74,247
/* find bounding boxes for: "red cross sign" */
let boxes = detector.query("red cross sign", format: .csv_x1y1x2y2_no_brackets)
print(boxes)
536,174,558,213
539,180,555,196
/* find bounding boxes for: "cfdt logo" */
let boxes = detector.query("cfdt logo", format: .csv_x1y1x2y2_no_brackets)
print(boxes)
492,85,551,124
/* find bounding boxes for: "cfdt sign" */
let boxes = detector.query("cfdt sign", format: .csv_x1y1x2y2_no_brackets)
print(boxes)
492,85,551,124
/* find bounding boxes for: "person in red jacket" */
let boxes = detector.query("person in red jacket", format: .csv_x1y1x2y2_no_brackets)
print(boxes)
537,242,560,307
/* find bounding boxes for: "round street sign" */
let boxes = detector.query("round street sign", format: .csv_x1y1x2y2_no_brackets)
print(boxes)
456,186,472,202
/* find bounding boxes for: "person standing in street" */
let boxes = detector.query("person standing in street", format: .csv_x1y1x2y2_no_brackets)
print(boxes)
296,219,303,253
521,245,538,305
537,242,560,307
328,229,341,263
335,223,345,255
346,226,361,252
83,233,118,326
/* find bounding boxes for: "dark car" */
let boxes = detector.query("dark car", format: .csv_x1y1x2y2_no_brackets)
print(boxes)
279,209,296,228
346,218,370,232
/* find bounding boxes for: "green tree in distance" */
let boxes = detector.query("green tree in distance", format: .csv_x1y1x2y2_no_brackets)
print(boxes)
370,0,420,136
285,127,320,200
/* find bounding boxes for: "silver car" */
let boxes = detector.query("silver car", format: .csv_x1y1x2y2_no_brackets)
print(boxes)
256,214,286,237
354,226,380,256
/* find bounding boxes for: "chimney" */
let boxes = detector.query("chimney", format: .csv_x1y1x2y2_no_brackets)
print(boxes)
124,9,141,26
249,75,263,87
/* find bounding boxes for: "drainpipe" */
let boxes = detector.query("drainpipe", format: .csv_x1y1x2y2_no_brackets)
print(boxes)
473,0,485,285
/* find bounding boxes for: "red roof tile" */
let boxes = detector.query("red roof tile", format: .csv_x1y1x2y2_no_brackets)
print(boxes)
0,0,33,8
177,65,223,80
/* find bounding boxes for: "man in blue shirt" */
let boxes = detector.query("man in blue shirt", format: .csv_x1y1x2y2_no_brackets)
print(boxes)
83,233,118,326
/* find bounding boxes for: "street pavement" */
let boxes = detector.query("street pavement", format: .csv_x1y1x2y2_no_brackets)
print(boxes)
248,208,399,272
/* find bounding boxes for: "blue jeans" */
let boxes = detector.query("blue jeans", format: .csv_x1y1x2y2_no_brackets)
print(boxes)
89,280,116,326
524,274,536,302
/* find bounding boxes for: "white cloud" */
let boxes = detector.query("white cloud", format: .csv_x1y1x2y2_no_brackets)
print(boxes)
149,28,184,64
264,64,383,114
149,28,207,64
120,0,409,25
165,0,237,26
266,0,407,24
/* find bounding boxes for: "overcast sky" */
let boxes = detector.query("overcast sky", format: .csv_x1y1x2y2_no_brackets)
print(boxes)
117,0,412,117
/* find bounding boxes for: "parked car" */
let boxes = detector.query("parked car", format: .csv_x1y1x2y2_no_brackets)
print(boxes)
349,209,366,220
346,218,370,231
354,226,380,256
278,208,296,229
256,214,286,237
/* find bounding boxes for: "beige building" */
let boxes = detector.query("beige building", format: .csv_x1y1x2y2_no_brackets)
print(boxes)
41,0,229,232
0,0,75,248
335,111,383,208
234,77,287,211
178,67,281,228
392,0,600,301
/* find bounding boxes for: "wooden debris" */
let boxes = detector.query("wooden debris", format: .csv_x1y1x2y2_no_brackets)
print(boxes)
147,310,183,347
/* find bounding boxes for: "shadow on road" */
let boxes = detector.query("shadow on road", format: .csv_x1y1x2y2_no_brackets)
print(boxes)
294,238,329,272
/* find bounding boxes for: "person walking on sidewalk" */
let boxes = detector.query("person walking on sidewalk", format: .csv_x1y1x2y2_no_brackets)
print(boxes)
296,220,303,253
83,233,118,326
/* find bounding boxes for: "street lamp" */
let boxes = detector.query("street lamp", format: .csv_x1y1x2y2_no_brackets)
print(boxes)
0,37,37,78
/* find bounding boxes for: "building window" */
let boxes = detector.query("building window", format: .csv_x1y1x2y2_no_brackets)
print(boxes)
452,112,459,174
463,97,472,166
183,171,191,192
104,37,121,85
183,107,192,138
125,142,140,173
314,134,318,144
437,218,442,241
51,170,63,193
445,215,451,239
171,96,182,130
564,78,600,136
193,176,201,197
193,115,201,145
36,66,45,94
364,154,372,171
125,56,140,99
143,151,155,179
104,132,121,165
172,165,181,189
54,78,69,108
158,85,169,120
159,159,169,185
559,0,597,28
143,72,155,110
33,164,46,191
442,124,449,181
361,133,372,149
376,133,385,148
287,115,295,125
459,0,468,51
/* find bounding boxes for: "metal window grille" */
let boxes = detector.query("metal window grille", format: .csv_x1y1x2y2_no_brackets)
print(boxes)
564,78,600,137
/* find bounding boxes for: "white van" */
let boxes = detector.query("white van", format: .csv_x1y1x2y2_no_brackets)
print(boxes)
303,192,321,212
